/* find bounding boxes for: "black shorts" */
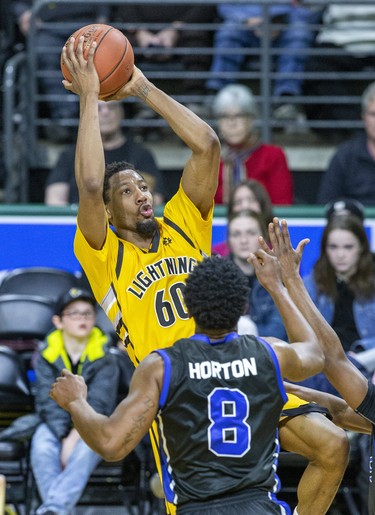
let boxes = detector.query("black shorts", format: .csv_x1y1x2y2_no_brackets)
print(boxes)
176,489,291,515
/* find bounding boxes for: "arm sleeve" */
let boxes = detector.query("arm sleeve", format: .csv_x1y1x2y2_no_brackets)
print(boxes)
355,381,375,424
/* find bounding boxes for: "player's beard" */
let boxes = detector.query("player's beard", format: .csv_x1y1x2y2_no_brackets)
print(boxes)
136,218,157,239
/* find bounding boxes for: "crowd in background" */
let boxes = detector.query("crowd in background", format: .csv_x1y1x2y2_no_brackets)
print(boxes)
1,2,375,514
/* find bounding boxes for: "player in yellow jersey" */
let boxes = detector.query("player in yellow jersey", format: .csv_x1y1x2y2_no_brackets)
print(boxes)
62,36,349,515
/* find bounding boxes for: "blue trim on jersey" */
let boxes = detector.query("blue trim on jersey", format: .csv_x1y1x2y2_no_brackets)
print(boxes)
155,349,172,409
256,337,288,404
191,332,239,346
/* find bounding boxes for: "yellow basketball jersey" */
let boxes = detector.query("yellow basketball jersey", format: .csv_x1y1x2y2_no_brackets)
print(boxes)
74,184,213,364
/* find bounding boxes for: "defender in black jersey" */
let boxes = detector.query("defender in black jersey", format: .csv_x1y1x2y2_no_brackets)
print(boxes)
51,254,333,514
263,217,375,515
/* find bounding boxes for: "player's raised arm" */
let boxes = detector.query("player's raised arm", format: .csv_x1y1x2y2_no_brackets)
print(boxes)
267,218,370,410
62,37,107,249
248,249,324,381
284,382,371,435
50,353,163,461
111,69,221,219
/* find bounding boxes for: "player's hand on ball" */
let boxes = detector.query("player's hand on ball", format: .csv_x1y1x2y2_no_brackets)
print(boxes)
104,66,144,101
62,36,100,97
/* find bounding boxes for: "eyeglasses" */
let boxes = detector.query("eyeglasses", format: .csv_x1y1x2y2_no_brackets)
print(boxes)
61,311,96,320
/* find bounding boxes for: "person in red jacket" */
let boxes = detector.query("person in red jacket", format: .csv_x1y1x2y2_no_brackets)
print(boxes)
212,84,293,205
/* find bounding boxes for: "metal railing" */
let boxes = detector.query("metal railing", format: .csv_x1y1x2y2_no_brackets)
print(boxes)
2,0,375,202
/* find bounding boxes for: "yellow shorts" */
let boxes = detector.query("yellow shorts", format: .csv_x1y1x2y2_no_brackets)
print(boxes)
280,392,331,421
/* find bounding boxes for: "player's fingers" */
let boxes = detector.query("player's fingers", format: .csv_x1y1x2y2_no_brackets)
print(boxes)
86,41,97,67
61,368,72,377
258,236,273,255
247,252,258,266
66,36,76,62
273,217,286,247
295,239,310,258
280,219,293,248
75,36,85,61
268,219,279,252
62,80,73,91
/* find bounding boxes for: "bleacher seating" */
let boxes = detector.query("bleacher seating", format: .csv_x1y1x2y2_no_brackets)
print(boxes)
2,0,375,203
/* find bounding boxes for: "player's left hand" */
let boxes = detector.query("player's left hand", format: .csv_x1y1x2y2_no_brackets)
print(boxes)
50,368,88,411
104,65,145,101
267,217,309,282
248,248,283,293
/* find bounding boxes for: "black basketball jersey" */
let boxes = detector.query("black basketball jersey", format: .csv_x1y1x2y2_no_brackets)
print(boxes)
155,332,288,506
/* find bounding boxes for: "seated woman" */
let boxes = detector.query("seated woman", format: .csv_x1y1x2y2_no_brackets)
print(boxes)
297,213,375,395
226,209,286,339
211,84,293,205
213,178,275,256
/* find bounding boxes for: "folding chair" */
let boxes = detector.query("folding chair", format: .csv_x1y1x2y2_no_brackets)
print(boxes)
77,347,160,514
0,346,35,515
0,267,81,302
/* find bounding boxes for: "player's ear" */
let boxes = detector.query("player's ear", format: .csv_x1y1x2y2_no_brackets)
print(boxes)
106,207,112,221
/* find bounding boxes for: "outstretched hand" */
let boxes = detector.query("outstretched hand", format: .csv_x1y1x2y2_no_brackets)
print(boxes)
267,217,309,283
104,66,146,101
50,368,87,411
61,36,100,97
247,248,283,293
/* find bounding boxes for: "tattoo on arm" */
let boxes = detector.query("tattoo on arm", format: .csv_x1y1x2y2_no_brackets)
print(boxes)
136,79,150,101
122,396,155,447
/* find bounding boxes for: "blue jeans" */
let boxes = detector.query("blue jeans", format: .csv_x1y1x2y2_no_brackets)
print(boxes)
31,423,102,515
207,7,318,95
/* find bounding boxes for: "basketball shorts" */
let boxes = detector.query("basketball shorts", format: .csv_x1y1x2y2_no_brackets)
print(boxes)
176,488,291,515
280,393,331,421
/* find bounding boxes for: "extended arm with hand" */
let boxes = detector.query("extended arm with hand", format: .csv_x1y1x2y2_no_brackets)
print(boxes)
62,37,220,250
284,381,371,435
267,218,369,410
50,353,162,461
248,250,324,382
111,69,220,218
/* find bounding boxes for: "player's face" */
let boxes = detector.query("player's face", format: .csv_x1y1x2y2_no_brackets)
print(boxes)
228,215,262,260
326,229,361,277
363,96,375,144
218,110,254,146
231,185,261,214
107,170,155,234
56,300,96,339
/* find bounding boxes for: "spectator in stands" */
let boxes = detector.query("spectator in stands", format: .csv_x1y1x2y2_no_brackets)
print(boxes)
11,1,112,143
44,100,165,207
115,5,216,116
324,198,366,224
212,178,274,256
303,4,375,135
318,81,375,206
212,84,293,205
206,3,320,122
227,209,286,339
30,288,119,515
296,213,375,396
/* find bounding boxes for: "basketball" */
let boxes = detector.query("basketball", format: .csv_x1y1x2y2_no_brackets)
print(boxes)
61,24,134,99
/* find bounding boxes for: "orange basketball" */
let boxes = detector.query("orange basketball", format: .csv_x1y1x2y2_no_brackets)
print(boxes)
61,24,134,99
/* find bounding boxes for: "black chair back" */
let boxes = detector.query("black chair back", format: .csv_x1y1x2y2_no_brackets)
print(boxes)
0,267,81,302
